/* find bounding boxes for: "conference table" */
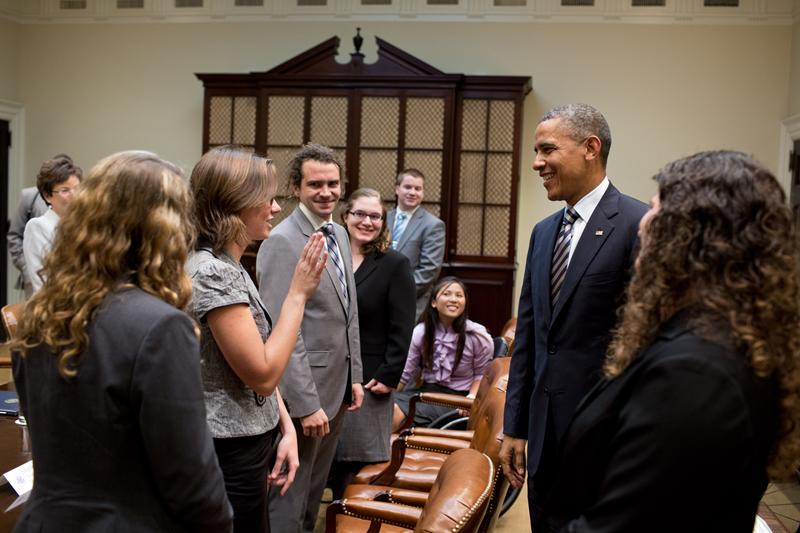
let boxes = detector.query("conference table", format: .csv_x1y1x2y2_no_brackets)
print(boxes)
0,414,29,532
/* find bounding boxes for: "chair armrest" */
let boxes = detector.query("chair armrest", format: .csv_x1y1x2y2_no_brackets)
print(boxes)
325,499,422,532
418,392,473,411
410,427,474,442
396,393,474,433
343,485,429,507
405,434,471,454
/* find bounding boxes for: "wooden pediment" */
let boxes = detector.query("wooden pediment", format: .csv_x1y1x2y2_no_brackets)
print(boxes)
262,34,445,77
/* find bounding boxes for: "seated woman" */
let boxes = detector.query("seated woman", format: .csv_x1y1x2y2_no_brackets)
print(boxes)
331,187,416,497
393,276,494,430
537,151,800,531
23,154,82,292
187,145,326,533
12,151,233,532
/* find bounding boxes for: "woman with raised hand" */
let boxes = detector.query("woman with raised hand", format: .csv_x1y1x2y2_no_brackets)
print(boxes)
13,151,233,532
187,145,327,533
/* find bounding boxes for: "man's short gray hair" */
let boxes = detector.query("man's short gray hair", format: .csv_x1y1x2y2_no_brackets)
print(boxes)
540,103,611,169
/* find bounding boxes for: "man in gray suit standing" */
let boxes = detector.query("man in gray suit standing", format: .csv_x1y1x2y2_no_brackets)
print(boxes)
257,143,363,533
386,169,446,320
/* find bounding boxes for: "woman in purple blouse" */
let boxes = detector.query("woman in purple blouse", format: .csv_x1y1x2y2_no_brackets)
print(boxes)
392,276,494,430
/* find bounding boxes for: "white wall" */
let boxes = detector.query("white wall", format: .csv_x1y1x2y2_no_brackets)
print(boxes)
790,19,800,116
13,20,792,310
0,17,18,102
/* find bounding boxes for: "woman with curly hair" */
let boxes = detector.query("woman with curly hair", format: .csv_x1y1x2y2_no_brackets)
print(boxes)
12,151,233,532
542,150,800,532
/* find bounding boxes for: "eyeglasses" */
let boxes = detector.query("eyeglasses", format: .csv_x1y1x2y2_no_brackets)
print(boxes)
52,186,79,197
347,210,383,222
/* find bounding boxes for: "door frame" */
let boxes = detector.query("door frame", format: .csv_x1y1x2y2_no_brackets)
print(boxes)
0,100,25,304
779,114,800,196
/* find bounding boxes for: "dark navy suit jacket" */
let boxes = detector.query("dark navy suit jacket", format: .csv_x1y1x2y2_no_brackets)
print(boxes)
503,183,647,484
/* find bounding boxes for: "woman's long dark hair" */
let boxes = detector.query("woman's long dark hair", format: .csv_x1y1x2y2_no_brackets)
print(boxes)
606,150,800,480
421,277,469,373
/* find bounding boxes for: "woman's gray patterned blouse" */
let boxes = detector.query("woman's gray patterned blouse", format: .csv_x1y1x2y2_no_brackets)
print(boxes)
186,249,279,438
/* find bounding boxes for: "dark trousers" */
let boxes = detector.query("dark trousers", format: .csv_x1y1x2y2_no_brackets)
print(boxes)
269,405,346,533
528,407,560,531
214,430,277,533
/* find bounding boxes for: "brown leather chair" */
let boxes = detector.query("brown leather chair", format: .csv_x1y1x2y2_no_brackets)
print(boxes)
326,448,494,533
1,302,23,341
356,358,510,480
0,302,24,369
347,358,510,532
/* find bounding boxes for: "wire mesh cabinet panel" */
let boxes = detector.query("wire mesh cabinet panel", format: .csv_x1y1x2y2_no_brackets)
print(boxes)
197,35,530,334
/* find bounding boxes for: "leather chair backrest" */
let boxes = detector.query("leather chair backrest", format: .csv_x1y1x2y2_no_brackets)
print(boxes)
415,448,494,533
1,302,24,340
466,365,510,533
467,357,510,431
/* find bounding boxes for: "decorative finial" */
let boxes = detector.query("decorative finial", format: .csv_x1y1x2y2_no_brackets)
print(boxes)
353,27,363,55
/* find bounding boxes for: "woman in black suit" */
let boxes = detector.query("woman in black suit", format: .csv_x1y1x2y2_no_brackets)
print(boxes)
11,151,233,532
331,187,416,497
540,151,800,532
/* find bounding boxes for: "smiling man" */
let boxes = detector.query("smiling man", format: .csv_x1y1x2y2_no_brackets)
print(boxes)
256,143,363,533
386,169,446,320
499,104,647,528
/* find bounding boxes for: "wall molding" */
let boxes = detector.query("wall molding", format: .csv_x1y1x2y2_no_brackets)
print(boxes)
0,99,25,303
0,0,794,24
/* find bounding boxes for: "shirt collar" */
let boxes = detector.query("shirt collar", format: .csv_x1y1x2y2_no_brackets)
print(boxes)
298,202,332,230
397,205,420,219
568,176,609,222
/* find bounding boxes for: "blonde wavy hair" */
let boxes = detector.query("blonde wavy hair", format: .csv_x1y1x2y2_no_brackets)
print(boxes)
606,150,800,480
13,151,195,378
190,145,276,253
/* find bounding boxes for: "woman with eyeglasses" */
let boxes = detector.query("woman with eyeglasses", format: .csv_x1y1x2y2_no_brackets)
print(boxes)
23,154,82,293
329,187,416,497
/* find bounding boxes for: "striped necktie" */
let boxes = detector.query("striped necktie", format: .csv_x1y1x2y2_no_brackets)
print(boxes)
550,207,580,306
391,211,409,250
321,223,349,309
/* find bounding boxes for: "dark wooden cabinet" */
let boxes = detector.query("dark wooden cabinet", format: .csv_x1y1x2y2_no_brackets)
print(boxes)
196,33,531,335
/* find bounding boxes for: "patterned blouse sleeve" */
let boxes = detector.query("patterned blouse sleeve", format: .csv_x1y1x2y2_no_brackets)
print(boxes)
190,260,250,322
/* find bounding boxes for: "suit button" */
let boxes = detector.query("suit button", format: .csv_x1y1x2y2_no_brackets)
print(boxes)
544,386,550,395
548,345,557,354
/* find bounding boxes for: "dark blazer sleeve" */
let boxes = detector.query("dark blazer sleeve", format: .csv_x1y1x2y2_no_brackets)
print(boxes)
372,253,416,388
133,311,233,533
559,355,760,533
503,226,538,439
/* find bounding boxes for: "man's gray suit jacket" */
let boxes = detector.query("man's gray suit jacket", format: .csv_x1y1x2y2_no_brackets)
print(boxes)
387,206,445,319
256,208,362,421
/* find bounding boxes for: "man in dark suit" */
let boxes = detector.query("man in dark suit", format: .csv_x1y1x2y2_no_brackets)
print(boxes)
257,143,363,533
499,103,648,527
386,169,446,320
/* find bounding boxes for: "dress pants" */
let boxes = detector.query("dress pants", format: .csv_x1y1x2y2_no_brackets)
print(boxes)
214,429,277,533
528,402,559,531
268,404,346,533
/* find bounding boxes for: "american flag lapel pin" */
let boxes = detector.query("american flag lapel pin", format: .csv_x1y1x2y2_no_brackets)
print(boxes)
595,229,604,236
